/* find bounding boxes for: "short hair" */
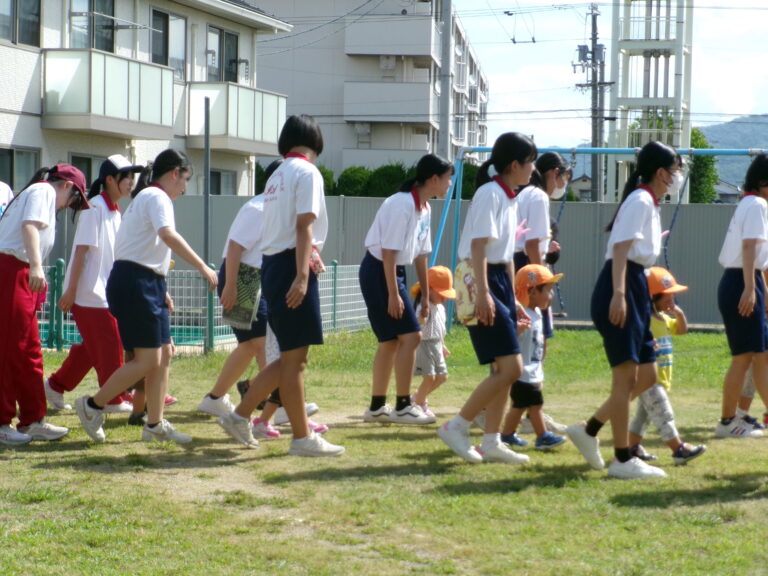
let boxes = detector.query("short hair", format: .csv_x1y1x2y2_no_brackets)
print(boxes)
743,153,768,192
278,114,324,157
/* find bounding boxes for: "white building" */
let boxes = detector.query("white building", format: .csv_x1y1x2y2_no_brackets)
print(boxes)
253,0,489,175
0,0,291,197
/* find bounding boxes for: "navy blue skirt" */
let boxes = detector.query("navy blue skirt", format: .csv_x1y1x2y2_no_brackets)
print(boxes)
591,259,655,367
261,249,323,352
467,263,520,365
359,251,420,343
217,260,268,343
107,260,170,350
718,268,768,355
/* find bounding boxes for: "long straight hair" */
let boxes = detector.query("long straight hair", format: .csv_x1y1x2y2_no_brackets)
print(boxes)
398,154,453,192
132,149,191,198
476,132,537,189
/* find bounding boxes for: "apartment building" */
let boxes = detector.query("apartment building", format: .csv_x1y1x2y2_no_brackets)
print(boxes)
254,0,489,174
0,0,290,199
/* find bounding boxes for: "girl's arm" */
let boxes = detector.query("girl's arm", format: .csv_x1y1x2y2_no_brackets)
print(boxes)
286,212,315,309
471,238,494,326
609,239,633,328
507,260,531,330
739,238,758,317
58,244,89,312
381,248,403,319
220,240,245,311
414,253,429,321
158,227,217,289
21,221,46,293
524,238,543,265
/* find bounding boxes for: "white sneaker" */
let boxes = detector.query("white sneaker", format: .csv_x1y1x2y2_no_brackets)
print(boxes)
478,442,530,464
566,423,604,470
437,422,483,463
18,419,69,441
0,425,32,446
714,419,764,439
363,404,393,423
142,419,192,444
608,457,667,479
75,396,105,442
103,401,133,414
274,402,319,426
44,378,72,411
472,410,486,432
218,412,259,448
288,431,345,457
388,404,436,425
198,394,235,417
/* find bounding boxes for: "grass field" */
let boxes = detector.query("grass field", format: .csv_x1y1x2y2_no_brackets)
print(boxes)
2,328,767,575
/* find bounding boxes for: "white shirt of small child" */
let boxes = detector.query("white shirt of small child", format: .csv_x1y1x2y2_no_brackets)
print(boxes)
458,179,518,263
115,186,175,276
604,188,661,268
416,301,447,342
260,157,328,255
63,194,120,308
223,194,265,269
519,306,544,383
718,194,768,269
514,184,550,258
365,191,432,265
0,182,56,263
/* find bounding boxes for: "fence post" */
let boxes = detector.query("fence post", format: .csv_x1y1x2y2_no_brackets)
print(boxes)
54,258,65,350
331,260,338,331
205,263,215,354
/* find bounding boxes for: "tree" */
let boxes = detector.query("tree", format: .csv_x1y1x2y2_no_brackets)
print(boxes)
688,128,718,203
336,166,371,197
367,163,408,197
316,165,335,196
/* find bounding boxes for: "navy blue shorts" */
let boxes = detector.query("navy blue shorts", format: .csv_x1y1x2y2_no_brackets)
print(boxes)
217,260,268,343
591,260,655,367
261,249,323,352
467,263,520,365
514,251,554,339
359,250,421,343
107,260,170,350
718,268,768,356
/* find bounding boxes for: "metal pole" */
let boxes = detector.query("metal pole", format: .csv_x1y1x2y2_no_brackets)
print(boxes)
437,0,453,160
203,96,211,265
590,3,600,202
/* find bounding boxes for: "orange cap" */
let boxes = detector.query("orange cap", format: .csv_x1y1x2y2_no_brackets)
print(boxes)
514,264,563,307
647,266,687,296
409,265,457,300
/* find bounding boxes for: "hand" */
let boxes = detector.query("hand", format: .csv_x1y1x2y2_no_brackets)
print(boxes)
515,218,530,242
200,267,218,291
548,240,561,253
443,345,451,358
420,294,430,321
28,265,47,293
165,292,175,313
609,291,627,328
516,301,532,331
286,276,308,309
387,292,404,319
475,291,495,326
220,283,237,311
58,287,76,312
738,287,755,317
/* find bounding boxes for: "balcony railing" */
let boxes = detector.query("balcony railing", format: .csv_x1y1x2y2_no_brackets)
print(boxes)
42,49,173,139
187,83,286,155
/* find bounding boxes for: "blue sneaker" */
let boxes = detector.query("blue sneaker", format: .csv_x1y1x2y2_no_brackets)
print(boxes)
500,432,528,447
535,431,566,451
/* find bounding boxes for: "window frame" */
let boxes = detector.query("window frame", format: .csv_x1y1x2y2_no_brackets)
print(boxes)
0,146,41,191
150,6,186,82
206,24,239,83
0,0,40,47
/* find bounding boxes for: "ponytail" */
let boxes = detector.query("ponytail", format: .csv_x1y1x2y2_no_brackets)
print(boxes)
475,133,538,191
87,178,102,200
132,149,191,198
606,170,641,231
132,162,154,198
21,167,52,192
398,154,453,192
475,159,494,188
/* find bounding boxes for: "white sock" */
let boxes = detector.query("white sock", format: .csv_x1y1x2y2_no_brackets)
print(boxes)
481,433,501,450
231,411,249,422
451,415,471,432
736,407,748,419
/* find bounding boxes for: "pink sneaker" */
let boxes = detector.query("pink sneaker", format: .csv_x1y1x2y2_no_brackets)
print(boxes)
308,419,329,434
411,395,435,418
251,417,281,439
164,394,178,407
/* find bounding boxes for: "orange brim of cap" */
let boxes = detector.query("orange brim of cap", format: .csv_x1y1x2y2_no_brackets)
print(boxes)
540,272,564,285
660,283,687,294
435,287,457,299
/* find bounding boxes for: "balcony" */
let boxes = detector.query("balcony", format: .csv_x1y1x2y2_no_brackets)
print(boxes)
187,83,287,156
344,15,441,63
42,49,173,139
344,81,437,127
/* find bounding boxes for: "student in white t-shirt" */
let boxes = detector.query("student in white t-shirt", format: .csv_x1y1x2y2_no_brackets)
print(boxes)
0,180,13,218
0,164,90,446
359,154,454,426
75,149,217,444
45,155,143,414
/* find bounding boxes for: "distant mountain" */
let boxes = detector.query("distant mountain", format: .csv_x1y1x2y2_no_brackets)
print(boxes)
697,115,768,186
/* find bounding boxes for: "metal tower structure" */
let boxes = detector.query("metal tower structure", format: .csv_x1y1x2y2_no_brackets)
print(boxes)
607,0,694,202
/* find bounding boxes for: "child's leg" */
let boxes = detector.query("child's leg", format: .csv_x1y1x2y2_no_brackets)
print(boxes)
628,395,650,447
432,373,448,394
276,346,310,439
749,352,768,413
208,337,264,398
144,343,172,426
458,354,521,431
234,360,282,418
413,375,436,406
502,406,525,435
738,364,755,413
527,405,547,438
370,339,398,403
92,347,160,408
592,360,640,453
722,353,753,419
393,331,420,399
636,383,683,451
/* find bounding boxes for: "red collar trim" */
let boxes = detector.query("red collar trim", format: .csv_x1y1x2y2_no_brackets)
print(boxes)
100,191,119,212
638,184,660,206
410,186,426,211
285,152,311,162
743,191,759,198
492,175,517,199
149,181,167,193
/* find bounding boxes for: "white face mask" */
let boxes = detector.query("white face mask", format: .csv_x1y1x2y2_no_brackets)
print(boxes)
551,185,567,200
667,172,685,196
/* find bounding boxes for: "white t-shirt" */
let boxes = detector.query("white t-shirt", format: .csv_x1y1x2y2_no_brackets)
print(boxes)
514,184,550,258
719,195,768,269
416,301,447,342
222,194,265,269
64,194,121,308
260,157,328,255
0,182,56,263
364,191,432,265
115,186,175,276
0,181,13,218
520,306,544,384
458,179,518,263
604,188,661,268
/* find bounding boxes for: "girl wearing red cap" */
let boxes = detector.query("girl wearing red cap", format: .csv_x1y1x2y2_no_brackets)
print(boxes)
0,164,89,445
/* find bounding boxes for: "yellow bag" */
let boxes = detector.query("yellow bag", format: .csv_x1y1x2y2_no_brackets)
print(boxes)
454,260,479,326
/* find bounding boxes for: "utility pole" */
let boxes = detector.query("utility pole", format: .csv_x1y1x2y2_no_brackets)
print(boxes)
437,0,453,161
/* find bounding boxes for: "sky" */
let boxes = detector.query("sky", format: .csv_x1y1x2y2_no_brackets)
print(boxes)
452,1,768,148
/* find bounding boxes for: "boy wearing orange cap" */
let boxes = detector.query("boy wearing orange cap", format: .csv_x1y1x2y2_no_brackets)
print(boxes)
499,264,567,450
628,267,706,464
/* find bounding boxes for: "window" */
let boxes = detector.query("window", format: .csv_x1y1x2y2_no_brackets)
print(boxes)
0,148,40,191
71,0,114,52
71,154,106,189
151,9,186,81
207,26,238,83
210,170,236,195
0,0,40,46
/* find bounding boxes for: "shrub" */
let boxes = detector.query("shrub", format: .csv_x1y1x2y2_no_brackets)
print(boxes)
336,166,372,197
367,163,408,197
316,165,335,196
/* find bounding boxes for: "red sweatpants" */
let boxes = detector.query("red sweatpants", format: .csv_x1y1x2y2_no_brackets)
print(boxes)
0,254,46,427
49,305,126,404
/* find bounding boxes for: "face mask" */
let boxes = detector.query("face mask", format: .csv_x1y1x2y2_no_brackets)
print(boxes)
551,185,567,200
667,172,685,196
